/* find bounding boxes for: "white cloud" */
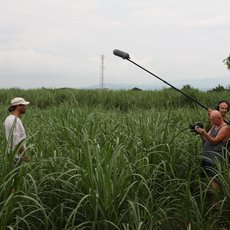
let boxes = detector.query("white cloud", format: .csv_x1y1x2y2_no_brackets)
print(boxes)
0,0,229,89
0,49,101,88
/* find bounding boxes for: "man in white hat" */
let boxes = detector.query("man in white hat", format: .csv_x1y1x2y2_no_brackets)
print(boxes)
3,97,30,162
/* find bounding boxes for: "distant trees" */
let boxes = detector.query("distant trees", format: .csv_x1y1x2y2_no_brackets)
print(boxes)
223,54,230,70
180,84,230,92
208,84,225,92
130,87,142,91
180,84,194,91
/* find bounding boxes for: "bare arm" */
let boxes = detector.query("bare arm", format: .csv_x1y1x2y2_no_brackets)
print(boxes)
19,144,26,154
195,126,230,144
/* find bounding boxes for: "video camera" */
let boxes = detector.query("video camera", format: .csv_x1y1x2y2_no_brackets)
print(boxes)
189,122,204,134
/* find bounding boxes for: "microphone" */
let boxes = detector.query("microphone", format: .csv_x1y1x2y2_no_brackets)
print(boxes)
113,49,130,59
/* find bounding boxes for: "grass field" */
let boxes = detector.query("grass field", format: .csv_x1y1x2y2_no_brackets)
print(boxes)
0,88,230,229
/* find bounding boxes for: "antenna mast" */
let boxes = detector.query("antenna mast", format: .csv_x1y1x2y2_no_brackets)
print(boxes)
100,55,105,89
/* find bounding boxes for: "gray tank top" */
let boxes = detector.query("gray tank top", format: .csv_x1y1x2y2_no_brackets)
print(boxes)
203,125,227,161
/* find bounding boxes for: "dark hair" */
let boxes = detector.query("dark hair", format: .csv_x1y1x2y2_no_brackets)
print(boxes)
215,100,230,112
8,105,17,112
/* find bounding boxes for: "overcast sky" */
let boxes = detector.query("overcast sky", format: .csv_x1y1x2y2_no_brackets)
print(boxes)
1,0,230,89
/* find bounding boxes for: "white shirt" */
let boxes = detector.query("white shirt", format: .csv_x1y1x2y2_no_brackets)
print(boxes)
3,114,26,153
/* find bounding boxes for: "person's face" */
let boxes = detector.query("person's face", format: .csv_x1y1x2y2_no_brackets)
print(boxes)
218,102,229,117
17,104,27,114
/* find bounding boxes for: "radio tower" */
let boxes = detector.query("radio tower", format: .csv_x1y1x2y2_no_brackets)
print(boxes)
100,55,105,89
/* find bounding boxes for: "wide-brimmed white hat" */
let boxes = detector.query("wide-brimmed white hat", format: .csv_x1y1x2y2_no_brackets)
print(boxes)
10,97,30,106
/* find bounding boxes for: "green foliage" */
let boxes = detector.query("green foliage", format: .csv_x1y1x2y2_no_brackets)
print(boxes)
0,88,230,229
223,53,230,70
208,84,226,92
0,87,229,112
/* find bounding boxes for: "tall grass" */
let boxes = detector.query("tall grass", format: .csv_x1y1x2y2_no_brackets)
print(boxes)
0,87,229,110
0,88,230,229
